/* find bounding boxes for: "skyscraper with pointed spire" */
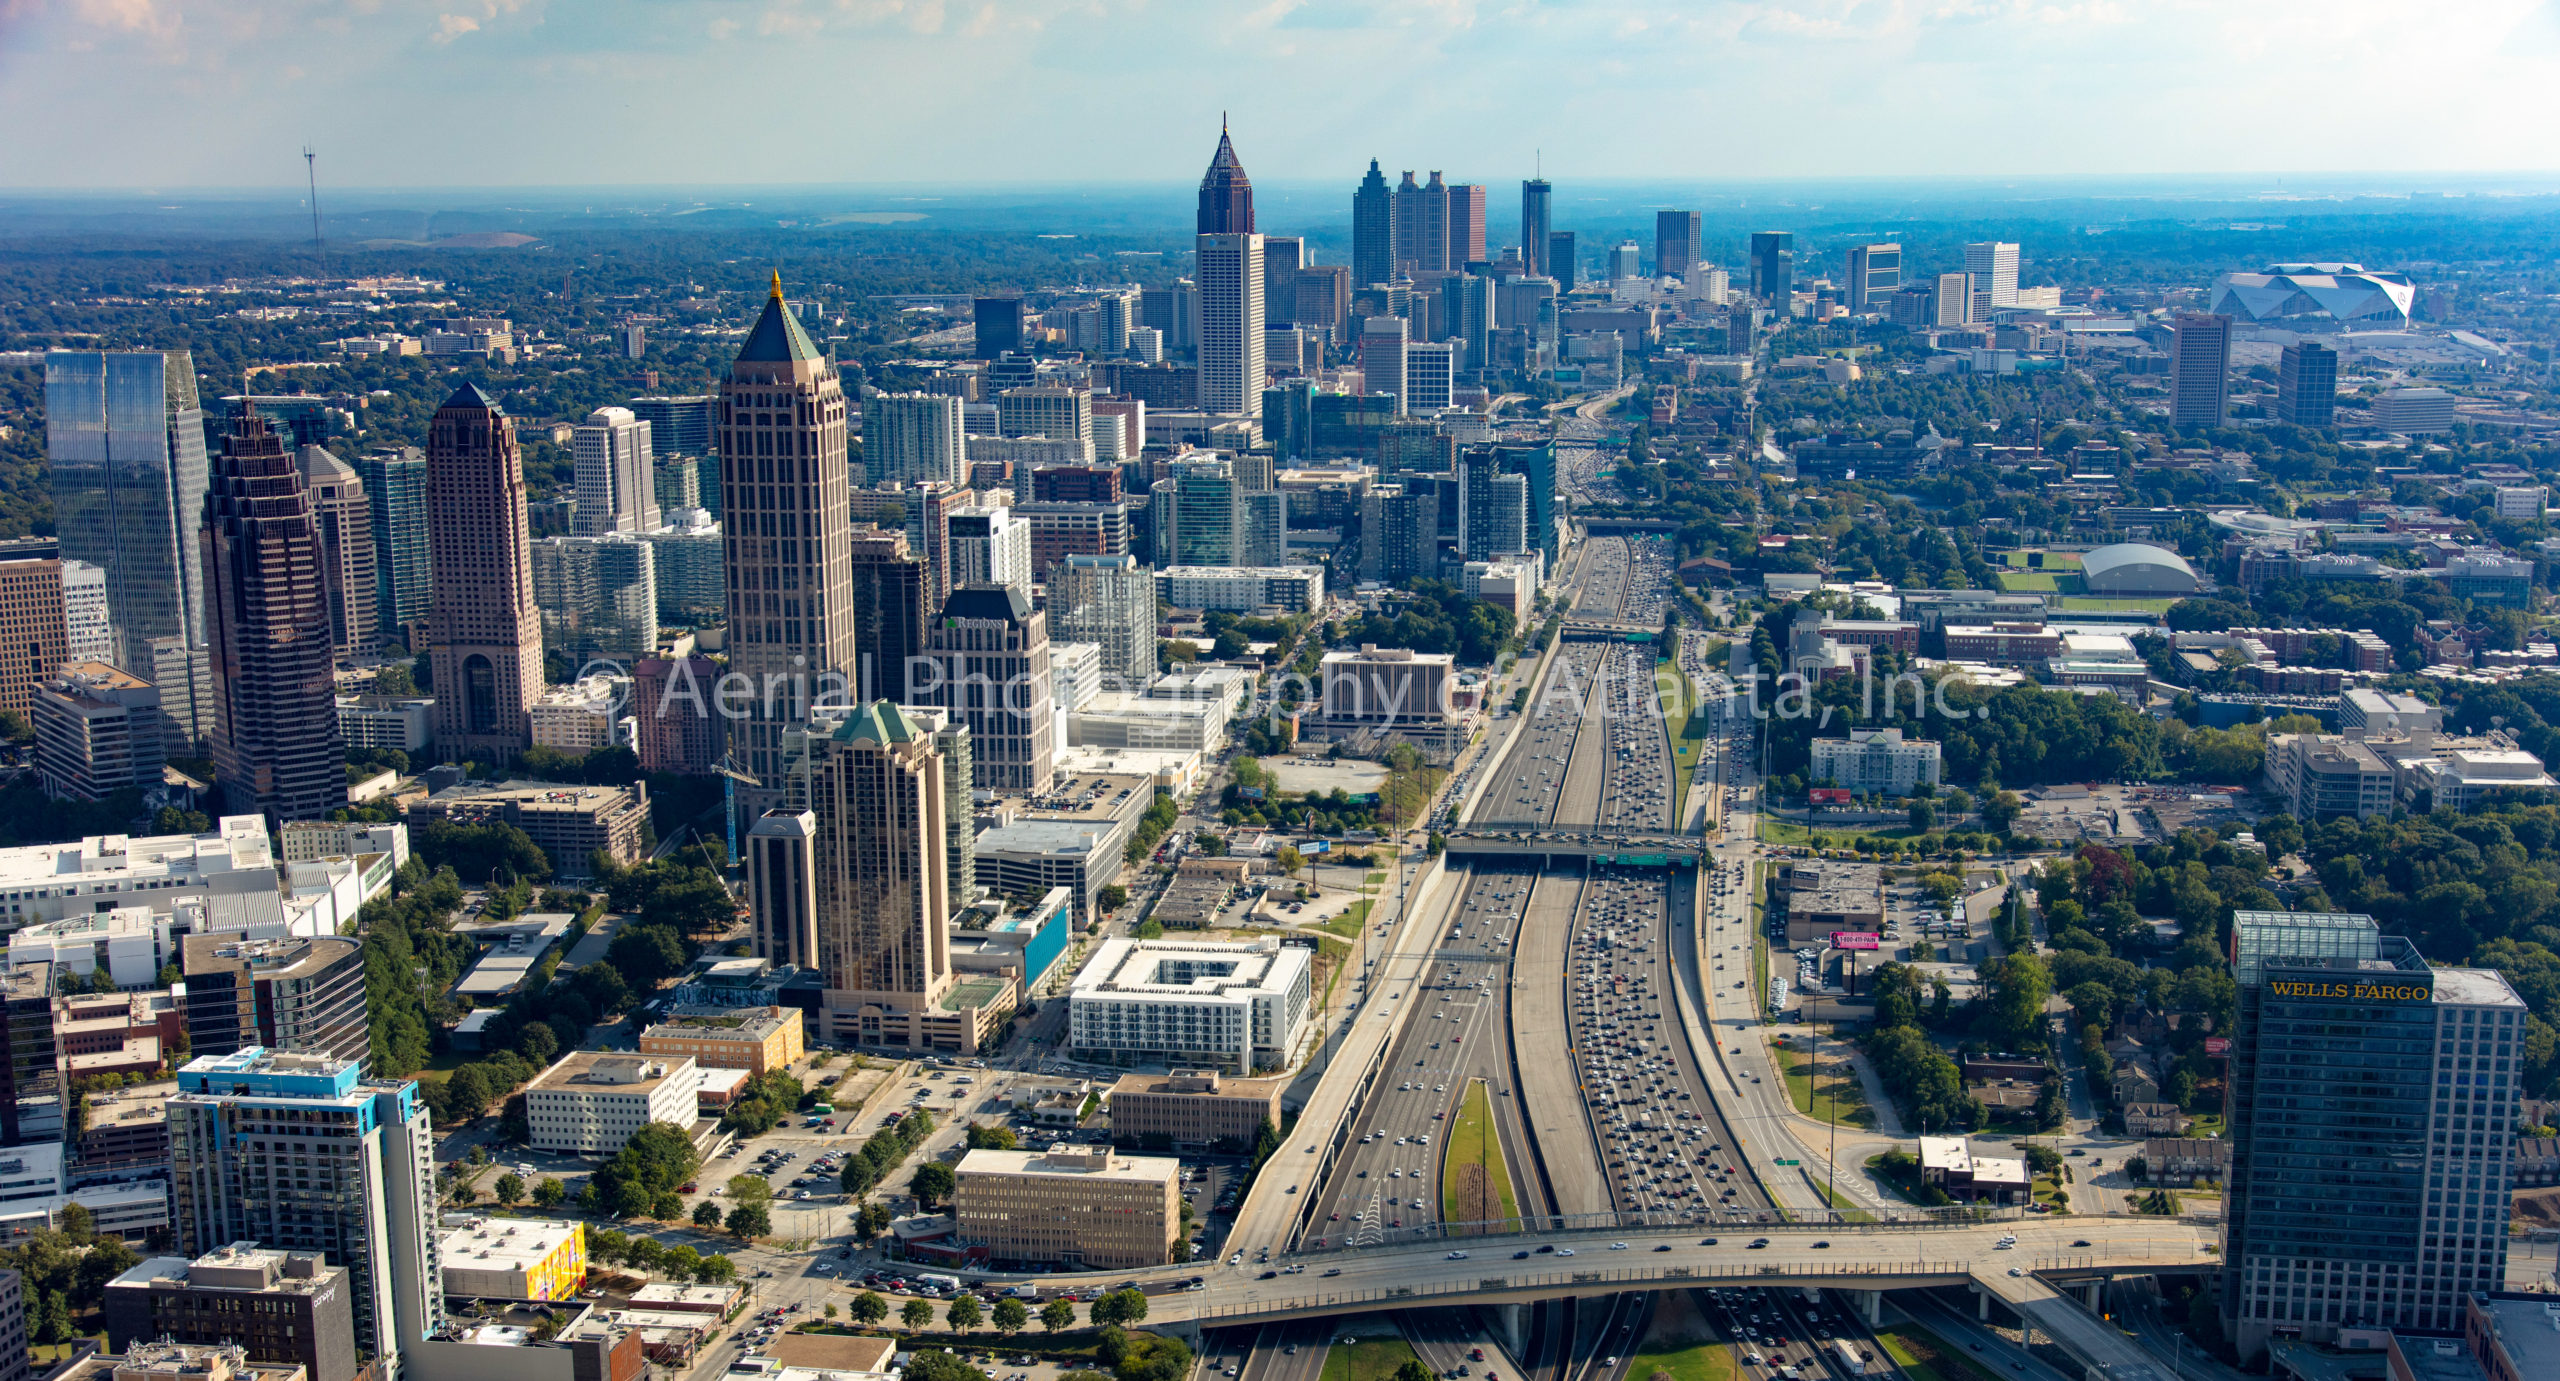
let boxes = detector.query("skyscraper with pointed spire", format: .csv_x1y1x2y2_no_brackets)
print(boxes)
1521,179,1553,277
1352,160,1396,289
1193,125,1265,419
426,383,542,760
721,271,858,809
202,408,347,823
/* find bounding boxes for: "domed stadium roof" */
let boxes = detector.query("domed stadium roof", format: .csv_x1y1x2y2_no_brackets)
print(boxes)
2207,263,2415,327
2081,543,2202,596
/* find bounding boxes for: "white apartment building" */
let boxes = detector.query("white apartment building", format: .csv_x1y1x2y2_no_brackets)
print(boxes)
522,1052,703,1154
1153,566,1324,614
1069,937,1313,1073
2373,387,2456,435
948,505,1033,600
2494,486,2547,522
531,677,624,753
863,390,966,486
1808,727,1943,795
1052,554,1157,685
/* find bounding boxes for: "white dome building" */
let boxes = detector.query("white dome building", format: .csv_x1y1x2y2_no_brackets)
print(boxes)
2207,263,2416,328
2081,543,2202,596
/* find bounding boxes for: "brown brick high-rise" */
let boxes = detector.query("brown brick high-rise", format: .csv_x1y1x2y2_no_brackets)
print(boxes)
720,272,856,811
426,383,542,761
0,556,66,727
202,409,346,824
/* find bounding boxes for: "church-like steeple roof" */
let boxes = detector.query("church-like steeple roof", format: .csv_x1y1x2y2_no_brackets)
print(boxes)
736,269,823,364
1197,119,1255,236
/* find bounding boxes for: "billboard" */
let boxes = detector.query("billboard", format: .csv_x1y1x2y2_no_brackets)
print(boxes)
1239,786,1266,801
1809,788,1854,805
1829,932,1880,951
2204,1037,2231,1055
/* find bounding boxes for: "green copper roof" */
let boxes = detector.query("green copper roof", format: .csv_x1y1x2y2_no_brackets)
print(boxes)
736,269,824,364
832,700,921,745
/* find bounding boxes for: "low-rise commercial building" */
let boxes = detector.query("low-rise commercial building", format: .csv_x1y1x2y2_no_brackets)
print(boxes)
1068,937,1313,1073
1941,623,2060,666
637,1006,804,1078
1775,861,1885,943
522,1053,703,1155
1915,1135,2030,1205
409,780,650,880
334,695,434,753
0,816,279,931
1107,1069,1286,1149
1153,566,1324,614
105,1247,359,1381
2264,733,2396,821
275,821,409,870
952,1144,1180,1270
1320,645,1457,726
59,1342,307,1381
33,663,165,802
438,1218,587,1301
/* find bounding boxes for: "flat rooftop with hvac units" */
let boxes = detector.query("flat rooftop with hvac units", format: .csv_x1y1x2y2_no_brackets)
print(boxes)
1067,936,1313,1074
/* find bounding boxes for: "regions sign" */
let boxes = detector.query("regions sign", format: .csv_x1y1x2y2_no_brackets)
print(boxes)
1830,932,1880,951
2266,979,2432,1004
1808,788,1854,805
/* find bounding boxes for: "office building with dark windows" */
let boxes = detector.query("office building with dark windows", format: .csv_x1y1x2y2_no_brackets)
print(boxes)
2221,909,2525,1360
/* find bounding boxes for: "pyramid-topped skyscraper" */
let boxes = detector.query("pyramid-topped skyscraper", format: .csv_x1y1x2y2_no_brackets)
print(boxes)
1194,123,1265,419
719,271,857,810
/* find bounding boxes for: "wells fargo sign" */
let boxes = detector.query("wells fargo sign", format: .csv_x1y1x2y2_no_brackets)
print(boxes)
2267,979,2432,1003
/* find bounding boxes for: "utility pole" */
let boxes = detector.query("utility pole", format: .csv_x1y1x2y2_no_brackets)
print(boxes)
303,145,322,246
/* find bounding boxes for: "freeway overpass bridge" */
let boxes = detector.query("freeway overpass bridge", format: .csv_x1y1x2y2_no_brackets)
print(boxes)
1443,828,1712,863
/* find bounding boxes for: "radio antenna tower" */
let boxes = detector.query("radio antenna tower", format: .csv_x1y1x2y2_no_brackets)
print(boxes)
303,145,322,246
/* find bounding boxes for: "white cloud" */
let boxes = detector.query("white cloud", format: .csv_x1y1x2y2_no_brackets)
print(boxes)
432,12,479,40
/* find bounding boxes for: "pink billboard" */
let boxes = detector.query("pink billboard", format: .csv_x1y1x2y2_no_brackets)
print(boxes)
1830,932,1880,950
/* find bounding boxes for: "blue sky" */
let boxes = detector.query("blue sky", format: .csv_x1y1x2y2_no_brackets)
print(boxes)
5,0,2559,189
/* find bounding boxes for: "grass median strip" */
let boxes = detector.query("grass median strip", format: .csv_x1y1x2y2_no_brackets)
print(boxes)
1320,1339,1423,1381
1873,1325,2004,1381
1441,1076,1520,1231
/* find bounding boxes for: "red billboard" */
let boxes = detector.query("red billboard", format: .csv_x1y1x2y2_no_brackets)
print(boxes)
2204,1037,2231,1055
1809,788,1854,805
1830,932,1880,951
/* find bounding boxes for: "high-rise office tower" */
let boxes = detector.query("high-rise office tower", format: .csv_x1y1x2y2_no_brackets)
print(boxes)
721,272,859,804
2277,341,2339,430
0,553,66,730
61,559,109,665
1547,232,1578,292
918,585,1052,794
1352,160,1396,289
1520,180,1552,277
530,534,659,666
425,384,541,761
348,448,429,648
294,447,379,660
906,482,972,610
1607,242,1641,282
773,701,962,1049
2171,312,2234,429
996,386,1096,460
1748,231,1794,302
571,405,659,536
1359,484,1438,585
1158,458,1242,568
1262,237,1303,325
1361,316,1409,414
1194,128,1265,419
1446,183,1487,266
973,297,1026,360
202,410,346,825
1294,265,1350,340
1406,342,1456,413
1458,448,1529,560
1845,243,1902,313
0,958,60,1147
1962,241,2020,315
947,505,1031,601
628,394,718,459
864,391,966,487
1455,274,1496,364
846,526,927,706
1241,490,1287,568
2220,910,2524,1358
1655,211,1702,283
1051,553,1155,685
1933,272,1974,327
44,349,214,755
168,1049,442,1376
1395,172,1450,275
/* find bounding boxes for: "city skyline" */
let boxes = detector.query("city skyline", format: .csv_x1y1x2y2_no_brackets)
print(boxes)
7,2,2560,189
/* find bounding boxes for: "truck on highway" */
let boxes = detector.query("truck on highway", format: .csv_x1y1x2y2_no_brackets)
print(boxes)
1801,1287,1820,1305
1831,1341,1871,1377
